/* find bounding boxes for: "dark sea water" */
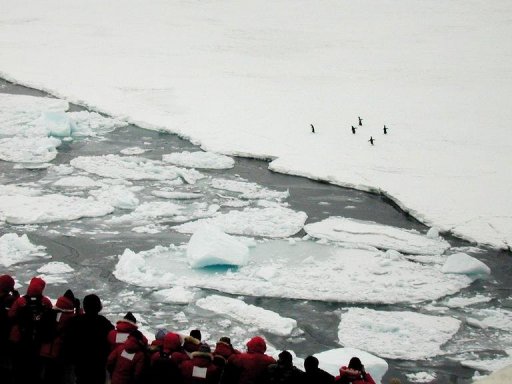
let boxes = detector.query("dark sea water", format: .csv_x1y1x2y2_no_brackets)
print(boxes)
1,78,511,384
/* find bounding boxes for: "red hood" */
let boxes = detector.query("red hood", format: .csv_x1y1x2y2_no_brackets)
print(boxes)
27,277,46,296
116,320,138,332
163,332,182,353
246,336,266,353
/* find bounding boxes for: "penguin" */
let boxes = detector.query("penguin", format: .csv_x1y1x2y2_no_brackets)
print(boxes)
369,136,375,145
311,124,315,133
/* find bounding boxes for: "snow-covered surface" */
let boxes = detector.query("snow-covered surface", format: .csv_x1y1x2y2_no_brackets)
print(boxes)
163,151,234,169
211,179,289,201
68,111,126,137
53,176,100,188
467,308,512,332
462,351,512,374
151,190,203,200
196,295,297,336
441,253,491,277
0,1,510,248
186,225,249,268
151,286,197,305
0,136,61,163
120,147,147,155
0,193,114,224
37,261,74,274
338,308,461,360
314,347,388,383
304,217,450,255
89,185,140,210
174,206,307,238
0,233,49,267
114,240,473,303
473,365,512,384
444,295,492,309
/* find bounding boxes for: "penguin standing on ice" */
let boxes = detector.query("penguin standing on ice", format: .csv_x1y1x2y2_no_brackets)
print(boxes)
383,125,388,134
311,124,315,133
351,126,357,134
369,136,375,145
358,116,363,126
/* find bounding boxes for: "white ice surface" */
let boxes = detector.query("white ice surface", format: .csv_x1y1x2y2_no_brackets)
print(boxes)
473,365,512,384
37,261,74,274
53,176,100,188
0,194,114,224
314,347,388,383
89,185,140,210
120,147,147,155
151,286,197,305
151,190,203,200
406,372,437,383
68,111,126,137
467,308,512,332
444,295,492,309
441,253,491,277
1,1,510,248
338,308,461,360
462,352,512,374
35,111,76,137
0,136,61,163
304,217,450,255
114,240,473,303
196,294,297,336
211,179,289,201
174,206,307,238
187,225,249,268
163,151,234,169
0,233,49,267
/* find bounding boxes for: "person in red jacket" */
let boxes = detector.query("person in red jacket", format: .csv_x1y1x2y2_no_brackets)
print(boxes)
40,289,79,384
9,276,53,384
180,343,220,384
108,312,139,351
150,332,183,384
173,334,201,366
213,336,240,368
107,329,148,384
222,336,276,384
335,357,376,384
0,274,18,383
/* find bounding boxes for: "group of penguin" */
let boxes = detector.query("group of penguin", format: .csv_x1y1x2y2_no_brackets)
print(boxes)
310,116,388,145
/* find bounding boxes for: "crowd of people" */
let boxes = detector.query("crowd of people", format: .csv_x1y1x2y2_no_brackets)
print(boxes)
1,274,378,384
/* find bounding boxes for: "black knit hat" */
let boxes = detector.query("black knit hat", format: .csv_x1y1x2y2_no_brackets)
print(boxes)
348,357,363,371
278,350,293,365
219,336,231,344
64,289,75,301
124,311,137,324
83,294,102,314
198,343,211,353
190,329,201,341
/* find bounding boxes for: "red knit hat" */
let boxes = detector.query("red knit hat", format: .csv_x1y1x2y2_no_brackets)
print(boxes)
27,277,46,296
246,336,267,353
0,274,15,293
55,295,74,311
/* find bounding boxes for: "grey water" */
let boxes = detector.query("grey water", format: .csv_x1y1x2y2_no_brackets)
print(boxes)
1,78,511,384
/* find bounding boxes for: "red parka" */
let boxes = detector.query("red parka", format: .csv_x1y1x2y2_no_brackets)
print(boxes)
180,351,220,384
335,367,376,384
108,319,139,351
40,294,76,359
107,335,147,384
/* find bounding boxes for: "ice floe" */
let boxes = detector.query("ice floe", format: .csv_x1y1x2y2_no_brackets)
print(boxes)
120,147,147,155
151,190,203,200
71,154,204,183
473,365,512,383
338,308,461,360
174,206,307,238
196,295,297,337
163,151,235,169
67,111,126,137
151,286,197,304
89,185,140,210
441,253,491,277
211,179,289,200
444,295,492,308
35,111,77,137
406,372,437,383
0,233,49,267
461,351,512,374
53,176,100,188
467,308,512,332
37,261,74,274
0,194,114,224
304,217,450,255
0,136,61,163
187,225,249,268
114,240,473,303
314,347,388,383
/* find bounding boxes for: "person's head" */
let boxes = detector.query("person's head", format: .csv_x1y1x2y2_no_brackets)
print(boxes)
189,329,201,341
218,336,231,345
0,274,15,295
278,350,293,367
55,290,75,311
83,294,102,314
26,277,46,296
304,355,319,372
348,357,363,371
155,328,168,341
123,311,137,324
246,336,266,353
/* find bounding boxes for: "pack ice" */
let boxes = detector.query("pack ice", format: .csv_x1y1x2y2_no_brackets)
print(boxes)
0,233,49,267
305,217,450,255
114,239,474,303
338,308,461,360
163,151,235,169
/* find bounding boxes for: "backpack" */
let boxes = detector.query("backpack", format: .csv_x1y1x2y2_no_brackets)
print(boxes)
17,295,56,344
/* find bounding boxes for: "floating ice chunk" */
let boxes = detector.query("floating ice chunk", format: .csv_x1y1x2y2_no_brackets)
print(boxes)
338,308,461,360
461,353,512,373
0,184,42,197
304,217,450,255
0,233,49,267
314,347,388,383
0,94,68,137
174,206,307,238
152,190,203,200
114,240,473,303
444,295,492,308
196,295,297,336
152,286,197,304
163,151,235,169
187,225,249,268
37,261,74,274
468,308,512,331
90,185,139,210
406,372,437,383
211,178,288,200
53,176,100,188
0,194,114,224
120,147,147,155
472,364,512,383
14,163,52,170
68,111,126,137
0,136,61,163
70,155,181,181
132,224,166,234
48,164,75,176
35,111,76,137
427,227,440,239
441,253,491,277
